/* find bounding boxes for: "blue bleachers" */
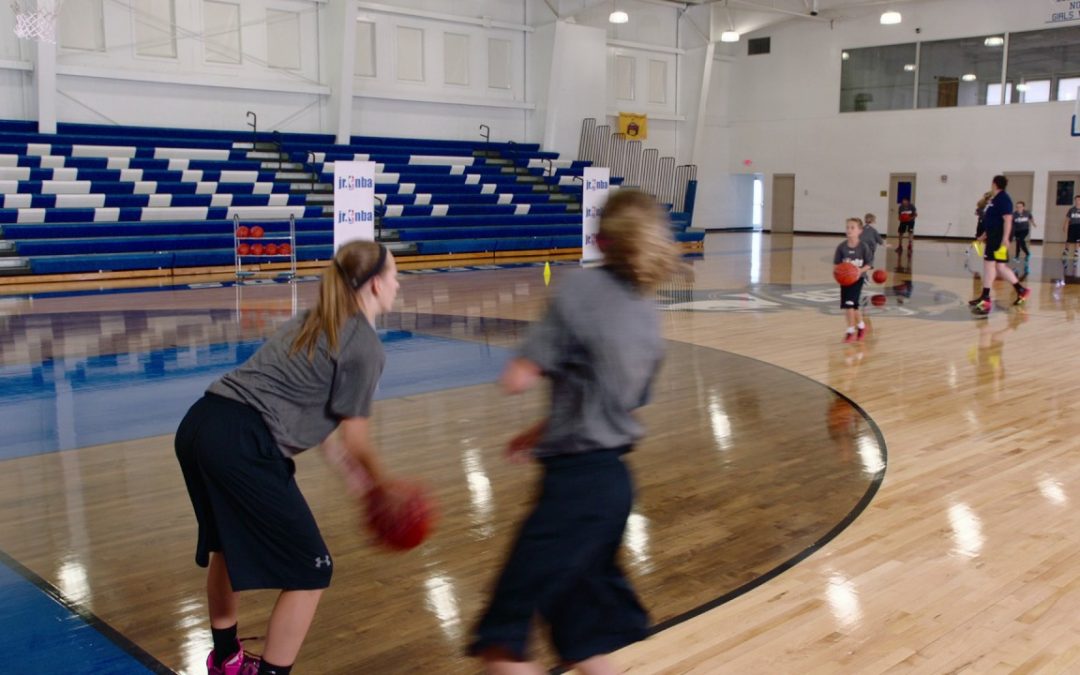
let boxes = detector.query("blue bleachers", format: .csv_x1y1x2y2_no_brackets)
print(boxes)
0,120,702,276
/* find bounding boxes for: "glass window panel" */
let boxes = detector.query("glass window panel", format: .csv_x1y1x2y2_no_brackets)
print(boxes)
615,55,635,101
203,1,241,65
918,36,1003,108
839,43,917,112
443,33,469,86
134,0,177,58
986,82,1012,106
488,38,512,90
1058,76,1080,101
396,26,425,82
355,21,376,77
1007,25,1080,103
59,0,105,51
267,10,301,70
648,59,667,104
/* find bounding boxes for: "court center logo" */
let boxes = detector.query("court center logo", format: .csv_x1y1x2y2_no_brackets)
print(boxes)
657,282,967,321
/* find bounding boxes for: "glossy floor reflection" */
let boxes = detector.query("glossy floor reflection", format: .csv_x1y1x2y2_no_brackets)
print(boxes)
4,232,1080,674
0,298,881,673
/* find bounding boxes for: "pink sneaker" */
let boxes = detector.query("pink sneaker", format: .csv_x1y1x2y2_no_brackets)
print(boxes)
207,645,260,675
856,327,866,341
843,332,856,344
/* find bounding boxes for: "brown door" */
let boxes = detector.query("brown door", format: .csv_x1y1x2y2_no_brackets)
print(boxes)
937,78,958,107
771,174,795,233
1045,172,1080,244
888,173,917,238
1004,172,1034,239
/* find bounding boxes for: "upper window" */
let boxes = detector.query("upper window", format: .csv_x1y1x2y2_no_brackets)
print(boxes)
917,35,1004,108
1006,25,1080,104
840,43,916,112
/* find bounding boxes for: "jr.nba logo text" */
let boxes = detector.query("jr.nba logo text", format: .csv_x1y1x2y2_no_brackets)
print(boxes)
338,175,374,190
585,179,609,191
338,209,374,224
585,206,602,218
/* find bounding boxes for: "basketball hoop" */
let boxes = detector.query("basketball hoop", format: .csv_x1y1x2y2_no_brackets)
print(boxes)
11,1,61,43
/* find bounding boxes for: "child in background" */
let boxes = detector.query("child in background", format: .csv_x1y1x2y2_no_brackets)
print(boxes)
835,218,873,343
862,213,885,264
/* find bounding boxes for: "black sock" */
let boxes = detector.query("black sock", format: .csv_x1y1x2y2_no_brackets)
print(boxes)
1013,282,1025,293
258,660,293,675
211,624,240,667
980,288,990,301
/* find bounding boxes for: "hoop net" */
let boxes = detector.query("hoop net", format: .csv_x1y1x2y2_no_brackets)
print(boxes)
11,1,59,43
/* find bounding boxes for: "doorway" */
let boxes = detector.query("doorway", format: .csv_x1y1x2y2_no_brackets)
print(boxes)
888,173,917,238
1045,172,1080,244
732,173,765,230
771,174,795,233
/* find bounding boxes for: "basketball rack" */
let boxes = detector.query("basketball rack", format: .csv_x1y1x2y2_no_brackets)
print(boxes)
233,213,297,280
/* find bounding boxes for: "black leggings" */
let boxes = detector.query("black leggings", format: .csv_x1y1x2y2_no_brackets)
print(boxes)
1013,229,1030,258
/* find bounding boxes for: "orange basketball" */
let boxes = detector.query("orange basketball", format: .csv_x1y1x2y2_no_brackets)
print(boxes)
265,243,278,256
236,225,250,237
365,482,436,551
237,243,249,255
899,213,913,222
872,269,887,284
251,243,264,256
871,294,887,307
250,226,265,238
833,263,860,287
278,243,291,255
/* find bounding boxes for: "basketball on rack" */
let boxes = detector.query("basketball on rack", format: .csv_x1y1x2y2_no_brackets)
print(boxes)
251,243,265,256
250,226,264,238
265,243,278,256
279,243,291,255
236,226,250,238
237,243,249,255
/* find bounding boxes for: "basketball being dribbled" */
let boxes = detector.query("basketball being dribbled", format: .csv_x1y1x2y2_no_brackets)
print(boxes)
872,269,887,284
365,482,436,551
833,263,860,287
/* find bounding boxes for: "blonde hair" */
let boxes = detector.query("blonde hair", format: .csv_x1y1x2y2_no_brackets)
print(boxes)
598,189,680,292
291,241,386,358
847,217,864,229
864,213,876,225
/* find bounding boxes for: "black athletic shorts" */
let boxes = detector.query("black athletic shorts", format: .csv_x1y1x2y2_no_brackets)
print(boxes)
1069,224,1080,244
983,230,1005,262
175,393,332,591
468,448,648,664
840,278,864,309
1011,227,1029,243
898,220,914,234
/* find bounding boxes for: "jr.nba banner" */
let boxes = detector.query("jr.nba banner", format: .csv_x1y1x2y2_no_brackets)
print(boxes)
618,112,648,140
582,167,610,263
333,161,376,250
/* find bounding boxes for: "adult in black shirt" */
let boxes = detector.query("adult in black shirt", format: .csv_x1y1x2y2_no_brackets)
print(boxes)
971,176,1029,314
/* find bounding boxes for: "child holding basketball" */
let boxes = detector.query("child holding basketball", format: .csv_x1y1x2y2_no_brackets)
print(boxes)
468,189,679,675
175,241,401,675
835,218,873,343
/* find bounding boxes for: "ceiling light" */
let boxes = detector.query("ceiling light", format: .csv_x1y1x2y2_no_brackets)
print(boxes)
720,30,740,43
609,10,629,24
842,51,850,60
984,36,1004,47
904,64,915,72
962,73,977,82
880,10,902,25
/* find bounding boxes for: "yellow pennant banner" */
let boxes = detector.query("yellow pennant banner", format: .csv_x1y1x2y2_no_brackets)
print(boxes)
618,112,648,141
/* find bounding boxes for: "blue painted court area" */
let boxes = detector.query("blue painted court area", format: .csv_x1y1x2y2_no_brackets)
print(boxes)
0,557,156,674
0,330,511,461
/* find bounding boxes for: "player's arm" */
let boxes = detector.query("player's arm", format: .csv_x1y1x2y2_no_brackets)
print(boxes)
1002,213,1013,245
334,417,388,487
501,357,542,394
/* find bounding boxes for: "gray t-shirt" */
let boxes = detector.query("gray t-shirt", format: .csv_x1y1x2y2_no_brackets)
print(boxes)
519,266,664,457
860,225,885,259
208,313,384,457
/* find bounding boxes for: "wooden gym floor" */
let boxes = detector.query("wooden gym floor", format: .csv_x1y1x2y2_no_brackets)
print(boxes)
0,233,1078,674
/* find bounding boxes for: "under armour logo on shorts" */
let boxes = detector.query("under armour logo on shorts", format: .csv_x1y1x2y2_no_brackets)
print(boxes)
315,555,332,568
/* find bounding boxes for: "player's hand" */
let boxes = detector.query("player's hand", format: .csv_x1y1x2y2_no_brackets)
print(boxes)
506,427,541,463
